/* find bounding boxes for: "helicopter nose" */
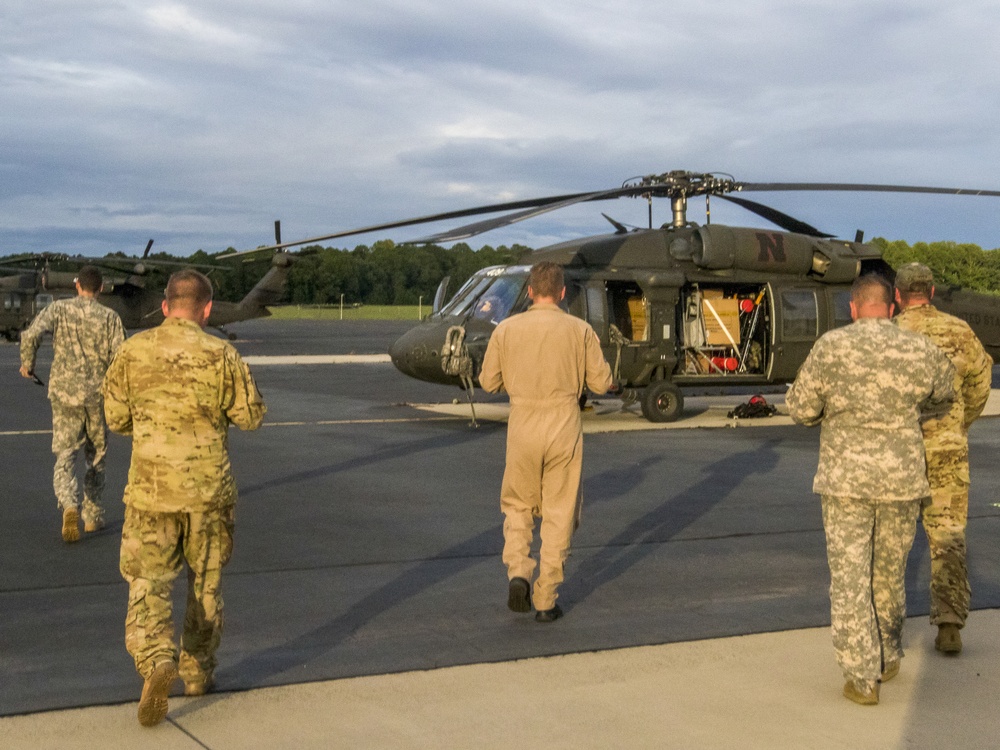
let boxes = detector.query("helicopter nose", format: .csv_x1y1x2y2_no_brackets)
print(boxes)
389,324,448,383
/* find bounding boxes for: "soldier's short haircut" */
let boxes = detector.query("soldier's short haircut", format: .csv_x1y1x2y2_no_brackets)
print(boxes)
76,265,103,294
165,269,214,311
851,274,892,307
529,261,564,299
896,275,934,304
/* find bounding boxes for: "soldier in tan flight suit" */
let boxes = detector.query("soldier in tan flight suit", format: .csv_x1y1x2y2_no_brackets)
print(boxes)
480,261,613,623
103,269,265,727
894,262,993,655
19,265,125,542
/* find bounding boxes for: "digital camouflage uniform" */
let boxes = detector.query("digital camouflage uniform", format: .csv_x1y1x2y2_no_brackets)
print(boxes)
895,303,992,628
787,317,955,694
20,296,126,527
103,316,265,684
480,302,613,612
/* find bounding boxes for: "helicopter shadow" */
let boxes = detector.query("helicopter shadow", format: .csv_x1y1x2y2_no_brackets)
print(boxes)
238,420,501,498
171,424,505,718
561,440,781,610
169,521,504,721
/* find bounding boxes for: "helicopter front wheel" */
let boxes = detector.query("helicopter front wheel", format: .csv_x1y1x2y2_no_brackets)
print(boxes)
641,381,684,423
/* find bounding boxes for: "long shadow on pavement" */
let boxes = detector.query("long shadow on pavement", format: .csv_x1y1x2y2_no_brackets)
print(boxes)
562,440,781,609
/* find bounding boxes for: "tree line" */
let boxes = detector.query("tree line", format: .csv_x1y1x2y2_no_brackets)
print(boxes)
873,238,1000,294
105,236,1000,305
199,241,531,305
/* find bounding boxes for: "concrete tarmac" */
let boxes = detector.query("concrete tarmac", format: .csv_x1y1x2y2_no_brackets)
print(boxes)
3,609,999,749
2,319,999,748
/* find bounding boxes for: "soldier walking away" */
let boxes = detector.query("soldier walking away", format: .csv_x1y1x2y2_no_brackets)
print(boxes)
19,265,126,542
894,262,993,655
480,261,613,623
102,269,266,727
787,275,955,706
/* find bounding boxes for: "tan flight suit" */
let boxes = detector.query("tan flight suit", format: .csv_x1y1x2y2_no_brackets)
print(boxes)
480,301,613,611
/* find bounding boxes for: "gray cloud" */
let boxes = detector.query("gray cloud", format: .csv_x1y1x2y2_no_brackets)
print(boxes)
2,0,1000,258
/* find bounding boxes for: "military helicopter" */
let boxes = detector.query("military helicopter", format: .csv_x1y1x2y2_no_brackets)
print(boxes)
1,234,293,341
233,171,1000,422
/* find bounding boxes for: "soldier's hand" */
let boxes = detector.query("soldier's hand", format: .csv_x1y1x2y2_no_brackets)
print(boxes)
607,380,624,395
19,365,32,379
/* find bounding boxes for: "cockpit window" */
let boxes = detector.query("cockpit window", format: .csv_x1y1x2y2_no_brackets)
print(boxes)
439,267,529,324
470,273,526,324
439,274,495,318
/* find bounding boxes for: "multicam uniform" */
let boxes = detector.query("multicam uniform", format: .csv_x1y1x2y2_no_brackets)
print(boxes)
895,304,992,628
480,302,612,612
103,316,265,685
20,296,126,527
787,317,955,694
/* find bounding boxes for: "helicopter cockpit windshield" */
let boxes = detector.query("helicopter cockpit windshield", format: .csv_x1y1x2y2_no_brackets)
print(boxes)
439,266,529,325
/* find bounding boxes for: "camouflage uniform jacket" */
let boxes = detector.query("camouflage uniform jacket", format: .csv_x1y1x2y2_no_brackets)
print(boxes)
102,317,266,513
895,304,993,452
20,296,126,406
786,317,955,500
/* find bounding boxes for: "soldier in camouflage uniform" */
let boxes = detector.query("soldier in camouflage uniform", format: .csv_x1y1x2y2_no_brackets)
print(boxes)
19,265,126,542
894,262,993,655
787,275,955,706
103,269,265,727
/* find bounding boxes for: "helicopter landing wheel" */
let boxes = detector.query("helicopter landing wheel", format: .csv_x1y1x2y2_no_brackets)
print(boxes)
640,381,684,423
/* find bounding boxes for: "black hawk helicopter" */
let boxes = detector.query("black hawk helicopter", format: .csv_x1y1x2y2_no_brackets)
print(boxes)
1,234,293,341
231,171,1000,422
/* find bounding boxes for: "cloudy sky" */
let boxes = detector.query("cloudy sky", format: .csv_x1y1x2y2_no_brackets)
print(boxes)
3,1,1000,258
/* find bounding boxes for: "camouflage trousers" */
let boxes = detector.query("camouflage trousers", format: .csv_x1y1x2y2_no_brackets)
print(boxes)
120,504,234,682
50,397,107,526
923,449,971,627
821,495,920,693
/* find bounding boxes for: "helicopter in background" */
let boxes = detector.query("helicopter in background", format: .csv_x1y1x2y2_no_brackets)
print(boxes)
210,171,1000,422
1,233,293,341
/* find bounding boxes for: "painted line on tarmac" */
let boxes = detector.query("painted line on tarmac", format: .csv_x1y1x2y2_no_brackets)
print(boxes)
262,416,460,427
1,416,461,436
242,354,392,365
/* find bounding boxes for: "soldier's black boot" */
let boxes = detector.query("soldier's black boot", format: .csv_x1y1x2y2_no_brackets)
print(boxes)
508,577,532,613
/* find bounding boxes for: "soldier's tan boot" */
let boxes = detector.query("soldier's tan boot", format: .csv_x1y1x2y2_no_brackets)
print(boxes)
843,680,879,705
61,507,80,543
84,518,105,533
935,624,962,654
138,661,178,727
183,675,214,697
881,660,900,682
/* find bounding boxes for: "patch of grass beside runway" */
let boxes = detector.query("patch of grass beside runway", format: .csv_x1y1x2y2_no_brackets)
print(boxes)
267,305,423,321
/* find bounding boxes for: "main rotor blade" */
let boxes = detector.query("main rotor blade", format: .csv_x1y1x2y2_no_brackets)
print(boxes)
738,182,1000,198
61,255,229,271
220,173,1000,256
408,187,635,244
218,190,617,256
716,195,834,238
